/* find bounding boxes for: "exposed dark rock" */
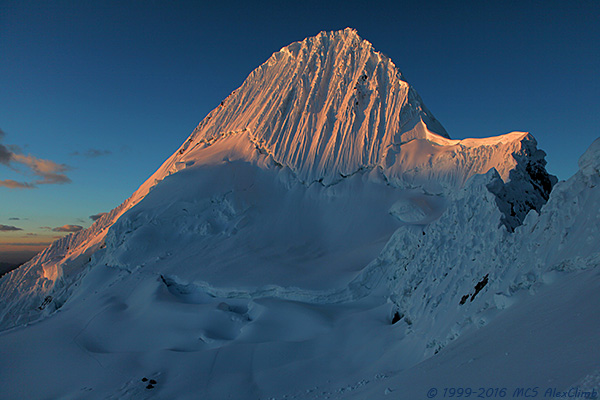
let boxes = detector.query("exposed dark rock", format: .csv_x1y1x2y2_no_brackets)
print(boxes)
487,135,557,232
391,311,402,324
470,274,489,302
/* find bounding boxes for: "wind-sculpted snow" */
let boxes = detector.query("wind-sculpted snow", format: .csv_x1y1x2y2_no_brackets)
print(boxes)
147,29,548,191
183,27,448,185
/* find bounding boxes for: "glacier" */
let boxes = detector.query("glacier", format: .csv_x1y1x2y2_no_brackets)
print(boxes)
0,29,598,400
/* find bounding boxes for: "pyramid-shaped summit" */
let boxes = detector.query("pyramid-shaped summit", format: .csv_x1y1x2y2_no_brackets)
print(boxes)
179,28,449,184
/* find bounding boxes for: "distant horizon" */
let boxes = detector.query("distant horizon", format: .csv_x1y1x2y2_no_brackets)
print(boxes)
1,0,599,265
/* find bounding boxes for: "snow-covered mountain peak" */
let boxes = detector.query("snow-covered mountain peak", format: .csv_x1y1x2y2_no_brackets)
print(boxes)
0,31,556,317
169,28,449,184
131,29,553,198
280,27,364,55
1,29,593,400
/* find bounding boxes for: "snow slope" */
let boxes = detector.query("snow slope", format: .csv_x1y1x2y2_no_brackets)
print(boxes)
0,138,596,400
0,29,591,400
344,137,600,399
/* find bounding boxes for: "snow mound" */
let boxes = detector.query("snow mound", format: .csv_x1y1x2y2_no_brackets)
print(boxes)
578,136,600,176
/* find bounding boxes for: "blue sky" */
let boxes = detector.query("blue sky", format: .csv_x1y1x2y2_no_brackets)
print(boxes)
1,0,598,264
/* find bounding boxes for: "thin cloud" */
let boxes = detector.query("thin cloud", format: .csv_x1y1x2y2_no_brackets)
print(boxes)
90,212,108,221
0,144,12,165
0,129,14,166
0,224,23,231
52,224,83,233
71,148,111,158
0,129,71,188
7,144,23,153
0,179,35,189
11,154,71,185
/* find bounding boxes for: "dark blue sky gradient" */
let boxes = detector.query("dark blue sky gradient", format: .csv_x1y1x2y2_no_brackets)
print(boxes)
0,0,599,261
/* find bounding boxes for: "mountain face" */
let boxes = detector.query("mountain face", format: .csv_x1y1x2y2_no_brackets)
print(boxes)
183,27,449,185
1,29,595,400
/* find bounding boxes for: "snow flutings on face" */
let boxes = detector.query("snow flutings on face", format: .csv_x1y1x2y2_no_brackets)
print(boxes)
0,128,71,188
